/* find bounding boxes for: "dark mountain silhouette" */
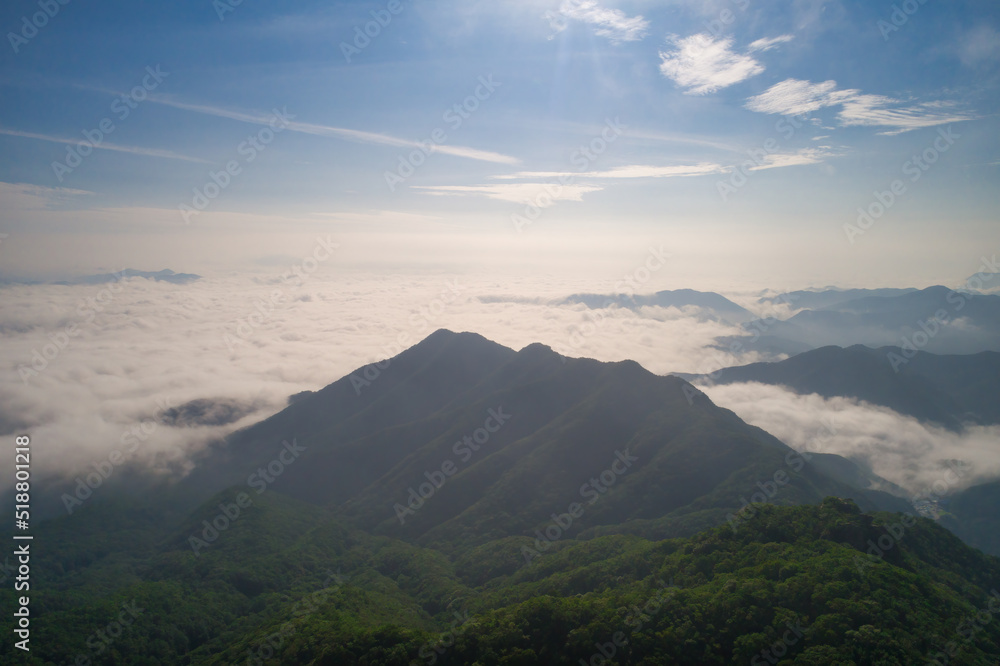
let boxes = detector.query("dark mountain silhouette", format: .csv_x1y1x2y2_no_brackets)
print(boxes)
681,344,1000,430
177,329,518,501
176,330,909,554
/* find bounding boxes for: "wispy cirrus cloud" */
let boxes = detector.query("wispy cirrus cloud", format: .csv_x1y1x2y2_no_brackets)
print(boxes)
546,0,649,43
746,148,835,171
416,163,729,209
659,34,780,95
748,35,794,53
144,96,520,165
745,79,856,115
494,163,728,180
838,97,974,135
745,79,977,135
0,128,209,164
413,183,602,206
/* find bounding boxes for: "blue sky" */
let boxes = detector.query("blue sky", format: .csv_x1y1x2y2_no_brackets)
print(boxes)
0,0,998,285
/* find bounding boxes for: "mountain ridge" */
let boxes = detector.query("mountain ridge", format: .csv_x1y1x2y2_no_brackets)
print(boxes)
680,343,1000,430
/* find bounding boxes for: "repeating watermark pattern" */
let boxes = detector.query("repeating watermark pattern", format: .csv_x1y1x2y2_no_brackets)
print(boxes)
52,65,169,182
704,0,750,37
247,439,306,494
553,246,671,360
512,117,625,233
886,310,951,371
188,438,303,555
619,578,680,634
222,235,339,352
385,76,502,191
61,396,178,514
579,579,680,665
886,256,997,371
393,407,512,524
350,278,462,394
179,107,294,224
878,0,931,41
682,292,801,393
725,449,814,533
57,600,145,664
17,268,139,384
521,449,638,565
340,0,410,63
749,620,810,665
725,414,837,533
213,0,245,22
410,610,472,665
910,460,972,519
845,126,959,244
7,0,72,53
717,111,813,202
245,569,349,666
926,590,1000,665
852,513,918,574
188,491,254,555
579,630,629,666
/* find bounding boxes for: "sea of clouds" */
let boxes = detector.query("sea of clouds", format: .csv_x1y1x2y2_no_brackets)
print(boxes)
0,269,765,495
1,268,995,504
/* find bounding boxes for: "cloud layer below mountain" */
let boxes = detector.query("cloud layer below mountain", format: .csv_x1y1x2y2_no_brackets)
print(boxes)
700,381,1000,498
4,272,997,507
0,273,761,496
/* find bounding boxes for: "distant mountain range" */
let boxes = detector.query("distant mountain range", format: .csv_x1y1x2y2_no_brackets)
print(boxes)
758,287,919,310
680,344,1000,431
731,285,1000,356
560,289,755,324
53,268,202,285
514,284,1000,357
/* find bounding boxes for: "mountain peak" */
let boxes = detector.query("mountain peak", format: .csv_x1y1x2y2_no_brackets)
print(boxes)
517,341,556,356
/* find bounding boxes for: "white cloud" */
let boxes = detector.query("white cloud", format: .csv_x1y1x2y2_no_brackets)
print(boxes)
433,164,729,209
546,0,649,43
748,34,794,52
147,96,520,165
838,97,975,135
744,79,850,115
701,382,1000,497
745,79,976,134
494,163,729,180
412,183,601,205
748,148,835,171
659,34,766,95
18,270,996,508
0,273,761,498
